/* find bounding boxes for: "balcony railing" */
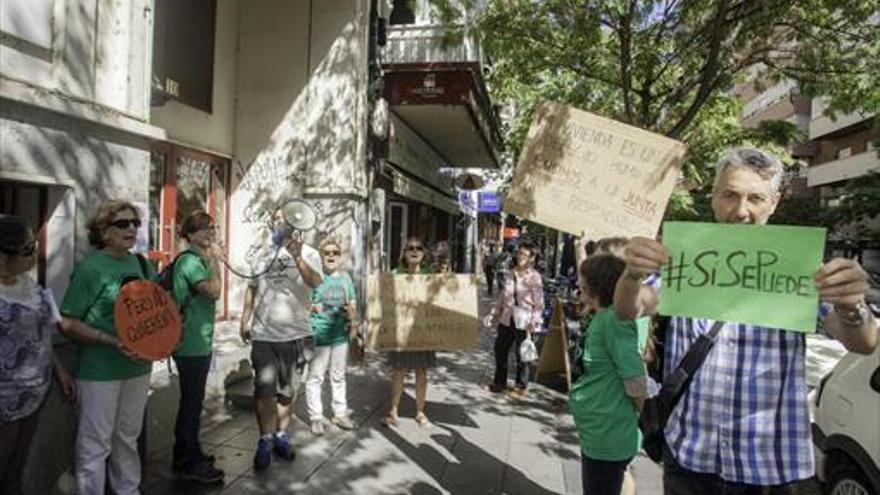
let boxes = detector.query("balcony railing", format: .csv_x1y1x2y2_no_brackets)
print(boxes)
383,24,483,66
807,150,880,187
741,80,797,120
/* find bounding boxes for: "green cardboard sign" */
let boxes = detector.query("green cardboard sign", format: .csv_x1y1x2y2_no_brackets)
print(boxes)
658,221,826,333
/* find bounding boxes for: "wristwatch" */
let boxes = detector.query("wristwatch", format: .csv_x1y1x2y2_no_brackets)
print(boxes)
836,301,871,327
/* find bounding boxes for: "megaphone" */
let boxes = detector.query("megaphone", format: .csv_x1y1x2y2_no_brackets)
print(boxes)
272,199,317,247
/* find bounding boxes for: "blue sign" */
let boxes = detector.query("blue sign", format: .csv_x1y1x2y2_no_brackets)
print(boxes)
477,191,501,212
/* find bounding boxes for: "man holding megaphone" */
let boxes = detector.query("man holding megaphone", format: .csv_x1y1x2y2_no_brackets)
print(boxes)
239,207,323,472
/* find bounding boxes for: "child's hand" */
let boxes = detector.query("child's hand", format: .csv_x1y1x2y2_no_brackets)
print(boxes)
310,303,323,313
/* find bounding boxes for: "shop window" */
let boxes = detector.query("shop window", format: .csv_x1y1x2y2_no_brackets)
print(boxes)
151,0,217,112
389,0,416,25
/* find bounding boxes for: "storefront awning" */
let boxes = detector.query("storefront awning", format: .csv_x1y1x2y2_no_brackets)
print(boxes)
393,174,460,215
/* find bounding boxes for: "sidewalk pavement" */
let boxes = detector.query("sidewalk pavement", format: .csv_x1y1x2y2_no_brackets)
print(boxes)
142,290,663,495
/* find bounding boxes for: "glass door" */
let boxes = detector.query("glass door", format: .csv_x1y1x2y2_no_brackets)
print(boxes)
150,144,230,317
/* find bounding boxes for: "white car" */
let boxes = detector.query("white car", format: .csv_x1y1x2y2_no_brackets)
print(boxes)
812,328,880,495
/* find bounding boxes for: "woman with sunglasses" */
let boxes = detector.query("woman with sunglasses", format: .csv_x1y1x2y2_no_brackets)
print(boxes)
59,200,155,495
484,240,544,397
168,211,225,484
0,215,76,495
383,237,436,427
305,237,358,435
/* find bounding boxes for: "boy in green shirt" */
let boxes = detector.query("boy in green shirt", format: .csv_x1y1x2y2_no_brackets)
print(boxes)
569,254,648,495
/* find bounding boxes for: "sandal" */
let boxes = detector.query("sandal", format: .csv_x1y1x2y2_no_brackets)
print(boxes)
381,413,399,427
415,413,430,427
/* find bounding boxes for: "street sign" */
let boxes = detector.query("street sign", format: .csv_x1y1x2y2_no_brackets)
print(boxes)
477,191,501,212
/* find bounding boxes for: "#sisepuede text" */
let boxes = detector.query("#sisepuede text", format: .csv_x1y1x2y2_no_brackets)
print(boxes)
664,250,812,296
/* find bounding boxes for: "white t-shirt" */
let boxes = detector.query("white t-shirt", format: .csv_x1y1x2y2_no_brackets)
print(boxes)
248,244,322,342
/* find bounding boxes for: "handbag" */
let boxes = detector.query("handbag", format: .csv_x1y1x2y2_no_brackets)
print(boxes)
639,320,724,462
511,273,532,330
519,334,538,363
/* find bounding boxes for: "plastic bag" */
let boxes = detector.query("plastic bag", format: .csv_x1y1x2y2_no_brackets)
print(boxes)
519,335,538,363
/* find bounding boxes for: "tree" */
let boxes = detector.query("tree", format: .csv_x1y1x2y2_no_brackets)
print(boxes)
430,0,878,210
827,171,880,243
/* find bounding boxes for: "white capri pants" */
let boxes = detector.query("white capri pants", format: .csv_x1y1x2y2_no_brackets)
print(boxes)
75,374,150,495
305,342,349,421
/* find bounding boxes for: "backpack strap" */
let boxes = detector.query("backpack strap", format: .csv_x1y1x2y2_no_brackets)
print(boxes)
173,249,204,312
134,253,149,280
652,319,724,430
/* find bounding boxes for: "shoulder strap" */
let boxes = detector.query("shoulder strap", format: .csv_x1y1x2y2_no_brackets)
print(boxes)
513,273,520,306
654,320,724,428
135,253,149,280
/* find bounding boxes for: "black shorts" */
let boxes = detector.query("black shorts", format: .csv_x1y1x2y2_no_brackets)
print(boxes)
251,338,312,403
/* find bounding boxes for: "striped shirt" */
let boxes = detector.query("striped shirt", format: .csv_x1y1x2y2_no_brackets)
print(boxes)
663,316,814,485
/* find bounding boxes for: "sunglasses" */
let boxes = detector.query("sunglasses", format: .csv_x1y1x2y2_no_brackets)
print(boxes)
108,218,142,229
322,250,342,256
405,245,424,252
1,241,37,257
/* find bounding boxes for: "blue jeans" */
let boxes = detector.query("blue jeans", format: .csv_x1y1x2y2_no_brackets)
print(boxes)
173,354,212,470
581,454,631,495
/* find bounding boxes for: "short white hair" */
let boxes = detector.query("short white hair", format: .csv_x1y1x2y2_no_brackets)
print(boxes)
713,147,785,193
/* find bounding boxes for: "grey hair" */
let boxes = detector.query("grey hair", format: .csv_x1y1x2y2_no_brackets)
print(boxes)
713,147,785,193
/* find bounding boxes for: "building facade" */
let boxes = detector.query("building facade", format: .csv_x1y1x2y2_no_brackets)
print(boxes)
2,0,499,491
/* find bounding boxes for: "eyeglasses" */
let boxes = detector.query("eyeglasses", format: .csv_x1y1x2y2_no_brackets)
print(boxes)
108,218,142,229
405,245,424,252
322,250,341,256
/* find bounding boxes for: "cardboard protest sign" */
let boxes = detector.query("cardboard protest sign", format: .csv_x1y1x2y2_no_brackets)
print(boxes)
504,101,687,239
535,298,572,391
115,280,182,360
366,274,479,352
658,222,826,333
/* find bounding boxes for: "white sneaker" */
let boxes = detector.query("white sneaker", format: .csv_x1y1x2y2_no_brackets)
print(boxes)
310,420,325,436
331,415,356,430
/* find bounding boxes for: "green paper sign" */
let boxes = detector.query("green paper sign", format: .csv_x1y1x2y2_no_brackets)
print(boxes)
658,221,826,333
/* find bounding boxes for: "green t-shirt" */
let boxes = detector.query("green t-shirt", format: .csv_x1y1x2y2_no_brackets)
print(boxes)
60,251,155,381
310,271,356,347
568,308,649,461
172,250,215,357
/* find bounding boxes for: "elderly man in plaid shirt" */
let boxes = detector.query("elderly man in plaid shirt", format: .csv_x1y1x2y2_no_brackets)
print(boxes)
615,147,878,494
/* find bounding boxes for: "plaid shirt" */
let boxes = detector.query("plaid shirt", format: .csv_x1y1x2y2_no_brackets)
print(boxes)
663,316,814,485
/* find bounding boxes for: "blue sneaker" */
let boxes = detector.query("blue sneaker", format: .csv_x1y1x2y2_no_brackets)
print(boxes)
273,432,296,461
253,437,272,471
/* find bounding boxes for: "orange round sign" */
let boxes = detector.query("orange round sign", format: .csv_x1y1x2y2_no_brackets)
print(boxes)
115,280,182,361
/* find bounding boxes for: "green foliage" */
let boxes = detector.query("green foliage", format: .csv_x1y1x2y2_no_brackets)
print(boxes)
828,171,880,243
428,0,878,221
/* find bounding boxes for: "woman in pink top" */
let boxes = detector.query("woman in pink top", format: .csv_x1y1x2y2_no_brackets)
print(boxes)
484,241,544,396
